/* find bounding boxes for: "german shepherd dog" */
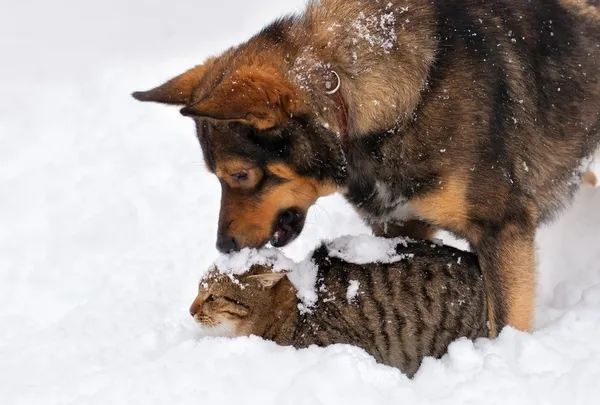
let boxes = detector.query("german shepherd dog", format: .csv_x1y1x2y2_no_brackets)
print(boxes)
133,0,600,336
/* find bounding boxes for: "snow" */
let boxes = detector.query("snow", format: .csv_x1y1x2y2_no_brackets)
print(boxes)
208,234,418,309
352,10,397,52
2,1,600,404
325,234,414,263
213,247,297,276
212,247,320,310
346,280,361,303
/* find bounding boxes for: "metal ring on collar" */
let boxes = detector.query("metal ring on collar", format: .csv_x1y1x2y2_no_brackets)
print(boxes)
325,70,341,95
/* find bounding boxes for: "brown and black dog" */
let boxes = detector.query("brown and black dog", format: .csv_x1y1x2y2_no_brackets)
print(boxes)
133,0,600,336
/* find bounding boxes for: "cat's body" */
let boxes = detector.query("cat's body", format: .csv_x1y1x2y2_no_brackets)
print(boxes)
191,240,488,377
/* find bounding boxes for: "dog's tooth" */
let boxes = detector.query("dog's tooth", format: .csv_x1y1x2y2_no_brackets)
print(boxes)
271,232,280,244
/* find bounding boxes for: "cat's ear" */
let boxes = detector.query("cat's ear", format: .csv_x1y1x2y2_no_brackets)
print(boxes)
247,271,289,289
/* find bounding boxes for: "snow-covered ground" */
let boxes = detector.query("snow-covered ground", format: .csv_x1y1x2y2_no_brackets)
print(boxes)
2,1,600,404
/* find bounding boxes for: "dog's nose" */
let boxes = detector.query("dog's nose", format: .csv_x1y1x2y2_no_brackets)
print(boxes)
216,235,239,253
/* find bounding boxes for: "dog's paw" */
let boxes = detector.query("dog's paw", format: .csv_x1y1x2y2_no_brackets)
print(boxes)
582,170,598,187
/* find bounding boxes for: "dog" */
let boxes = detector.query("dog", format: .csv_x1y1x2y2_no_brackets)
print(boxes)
582,148,599,186
132,0,600,336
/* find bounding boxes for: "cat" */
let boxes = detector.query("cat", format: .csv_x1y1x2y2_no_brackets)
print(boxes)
190,240,489,377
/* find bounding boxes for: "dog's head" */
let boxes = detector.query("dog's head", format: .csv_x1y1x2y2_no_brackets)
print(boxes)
133,61,346,251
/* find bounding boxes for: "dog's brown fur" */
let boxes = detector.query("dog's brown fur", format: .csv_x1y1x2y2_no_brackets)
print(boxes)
133,0,600,335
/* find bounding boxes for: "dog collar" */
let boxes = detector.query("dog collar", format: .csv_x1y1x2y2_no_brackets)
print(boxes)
325,70,349,153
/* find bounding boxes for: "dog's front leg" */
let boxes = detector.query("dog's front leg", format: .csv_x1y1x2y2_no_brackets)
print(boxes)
474,224,536,337
370,219,437,241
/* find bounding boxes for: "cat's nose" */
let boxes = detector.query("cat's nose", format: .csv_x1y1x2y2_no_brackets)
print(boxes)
189,301,201,317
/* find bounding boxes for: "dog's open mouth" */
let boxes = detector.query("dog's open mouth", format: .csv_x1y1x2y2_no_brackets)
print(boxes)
270,208,306,248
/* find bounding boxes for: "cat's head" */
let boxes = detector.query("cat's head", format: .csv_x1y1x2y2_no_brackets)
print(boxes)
190,264,295,337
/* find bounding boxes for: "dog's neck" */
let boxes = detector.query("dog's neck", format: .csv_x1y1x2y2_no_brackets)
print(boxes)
282,2,438,139
328,76,350,153
286,55,351,141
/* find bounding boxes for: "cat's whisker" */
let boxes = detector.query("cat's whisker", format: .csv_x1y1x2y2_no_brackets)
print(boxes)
218,323,236,337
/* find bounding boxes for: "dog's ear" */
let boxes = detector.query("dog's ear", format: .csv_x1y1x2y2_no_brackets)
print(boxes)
179,66,304,130
131,63,210,105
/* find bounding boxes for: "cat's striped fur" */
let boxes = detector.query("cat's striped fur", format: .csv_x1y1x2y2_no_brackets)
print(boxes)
191,241,489,377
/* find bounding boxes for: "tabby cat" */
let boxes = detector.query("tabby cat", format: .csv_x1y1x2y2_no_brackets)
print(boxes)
190,241,489,377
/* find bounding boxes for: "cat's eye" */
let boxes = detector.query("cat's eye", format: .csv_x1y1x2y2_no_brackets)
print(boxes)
222,296,245,307
205,294,216,303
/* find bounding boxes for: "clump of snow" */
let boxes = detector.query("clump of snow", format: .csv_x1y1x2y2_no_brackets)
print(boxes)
325,234,414,264
211,234,424,308
212,247,296,275
211,247,319,310
346,280,361,303
291,259,320,312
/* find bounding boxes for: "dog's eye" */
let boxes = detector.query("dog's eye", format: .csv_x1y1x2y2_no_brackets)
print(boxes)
231,171,249,182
